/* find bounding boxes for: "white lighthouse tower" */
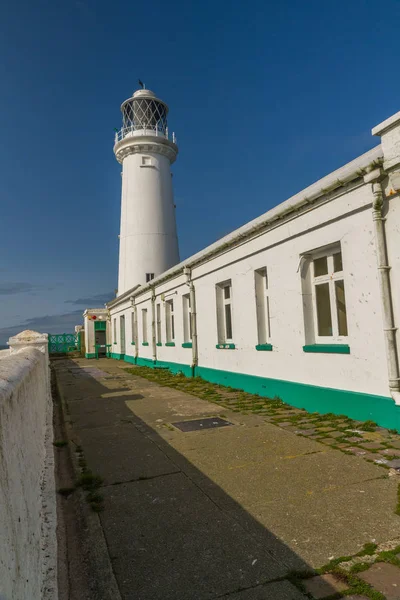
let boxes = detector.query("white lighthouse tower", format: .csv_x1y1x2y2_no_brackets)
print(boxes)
114,86,180,296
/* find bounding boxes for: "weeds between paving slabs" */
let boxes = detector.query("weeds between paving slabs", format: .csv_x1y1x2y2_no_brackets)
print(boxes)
56,441,104,512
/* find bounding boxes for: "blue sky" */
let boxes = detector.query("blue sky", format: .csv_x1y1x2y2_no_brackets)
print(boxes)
0,0,399,344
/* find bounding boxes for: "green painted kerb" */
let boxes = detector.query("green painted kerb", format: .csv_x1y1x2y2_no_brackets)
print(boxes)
303,344,350,354
85,353,96,359
216,343,236,350
109,352,125,360
195,365,400,431
165,342,176,347
182,342,192,348
256,344,273,351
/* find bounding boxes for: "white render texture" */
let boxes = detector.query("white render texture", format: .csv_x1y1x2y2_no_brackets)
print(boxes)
106,108,400,408
0,331,57,600
114,88,180,296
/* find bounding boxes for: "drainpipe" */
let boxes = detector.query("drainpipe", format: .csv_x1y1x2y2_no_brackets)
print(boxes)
106,309,111,357
365,167,400,405
150,286,157,365
184,266,198,377
130,296,139,364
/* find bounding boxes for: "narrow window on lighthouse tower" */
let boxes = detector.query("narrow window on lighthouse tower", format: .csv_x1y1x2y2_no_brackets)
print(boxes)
146,273,155,283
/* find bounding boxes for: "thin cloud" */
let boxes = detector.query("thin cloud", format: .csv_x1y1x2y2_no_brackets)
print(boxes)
0,310,83,345
0,282,56,295
66,292,114,306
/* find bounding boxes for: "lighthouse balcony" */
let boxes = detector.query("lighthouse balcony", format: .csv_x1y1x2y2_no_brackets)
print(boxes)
115,125,176,145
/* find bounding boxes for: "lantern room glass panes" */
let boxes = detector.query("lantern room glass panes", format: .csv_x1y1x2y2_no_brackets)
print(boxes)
122,97,168,135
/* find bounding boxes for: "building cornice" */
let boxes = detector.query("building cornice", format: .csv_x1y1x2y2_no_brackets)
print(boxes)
114,136,178,164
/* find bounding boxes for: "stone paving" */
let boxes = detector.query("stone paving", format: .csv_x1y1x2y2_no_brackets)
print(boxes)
53,357,400,599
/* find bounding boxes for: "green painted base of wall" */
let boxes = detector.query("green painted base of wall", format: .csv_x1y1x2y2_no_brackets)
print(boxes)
103,354,400,431
85,353,96,359
109,352,125,360
195,366,400,432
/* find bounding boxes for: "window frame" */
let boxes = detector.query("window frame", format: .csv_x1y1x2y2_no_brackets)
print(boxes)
310,247,348,344
182,293,192,343
216,280,233,344
254,267,271,345
113,318,117,344
142,308,148,344
165,299,175,343
156,303,162,344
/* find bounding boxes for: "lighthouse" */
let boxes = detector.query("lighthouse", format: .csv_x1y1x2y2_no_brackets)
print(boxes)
113,86,180,296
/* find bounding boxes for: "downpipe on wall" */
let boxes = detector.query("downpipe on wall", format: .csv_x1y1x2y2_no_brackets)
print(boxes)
365,168,400,405
184,267,198,377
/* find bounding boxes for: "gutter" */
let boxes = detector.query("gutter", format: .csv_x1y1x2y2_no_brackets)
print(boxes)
365,167,400,405
107,145,383,308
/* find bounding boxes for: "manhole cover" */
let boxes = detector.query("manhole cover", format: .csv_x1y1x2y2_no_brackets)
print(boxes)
172,417,233,432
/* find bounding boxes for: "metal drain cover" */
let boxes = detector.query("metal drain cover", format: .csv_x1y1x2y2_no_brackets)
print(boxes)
172,417,232,432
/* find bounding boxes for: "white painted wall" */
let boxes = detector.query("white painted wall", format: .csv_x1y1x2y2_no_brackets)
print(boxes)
0,335,57,600
117,143,179,296
106,109,400,407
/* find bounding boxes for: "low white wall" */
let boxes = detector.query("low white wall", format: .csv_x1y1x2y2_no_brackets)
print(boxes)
0,344,57,600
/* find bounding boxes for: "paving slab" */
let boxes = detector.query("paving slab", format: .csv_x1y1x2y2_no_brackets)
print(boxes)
77,424,180,485
302,573,349,598
359,562,400,599
100,473,286,600
218,580,308,599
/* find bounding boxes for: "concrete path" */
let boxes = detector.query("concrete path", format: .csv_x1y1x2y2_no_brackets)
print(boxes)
53,357,400,600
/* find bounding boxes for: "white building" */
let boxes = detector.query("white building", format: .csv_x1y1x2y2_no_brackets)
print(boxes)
84,86,400,430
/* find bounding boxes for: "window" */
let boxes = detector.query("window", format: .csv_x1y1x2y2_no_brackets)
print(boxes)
311,248,348,341
131,311,136,343
216,281,233,343
113,318,117,344
156,303,162,344
142,156,152,166
165,299,175,342
254,268,270,344
146,273,155,283
142,309,148,343
182,294,192,343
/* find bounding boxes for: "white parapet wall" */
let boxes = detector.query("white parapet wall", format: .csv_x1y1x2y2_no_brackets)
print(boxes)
0,331,57,600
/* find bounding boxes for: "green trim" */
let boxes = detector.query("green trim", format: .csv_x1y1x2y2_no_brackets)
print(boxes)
109,352,125,360
113,342,117,345
142,342,149,346
303,344,350,354
85,353,96,359
256,344,273,351
195,365,400,430
131,341,135,345
124,354,136,364
107,355,400,430
182,342,192,348
94,321,106,331
165,342,175,347
216,343,235,350
156,342,162,346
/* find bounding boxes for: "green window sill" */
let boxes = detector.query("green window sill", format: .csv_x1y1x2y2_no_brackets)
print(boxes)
113,342,117,345
156,342,162,346
303,344,350,354
216,343,235,350
142,342,149,346
165,342,175,347
131,342,135,345
182,342,192,348
256,344,273,351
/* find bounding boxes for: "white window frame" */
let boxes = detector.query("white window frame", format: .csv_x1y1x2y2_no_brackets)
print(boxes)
165,299,175,342
311,247,348,344
254,267,270,344
182,294,192,343
142,308,148,344
216,280,233,343
131,311,136,344
146,273,155,283
113,318,117,344
156,303,162,344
